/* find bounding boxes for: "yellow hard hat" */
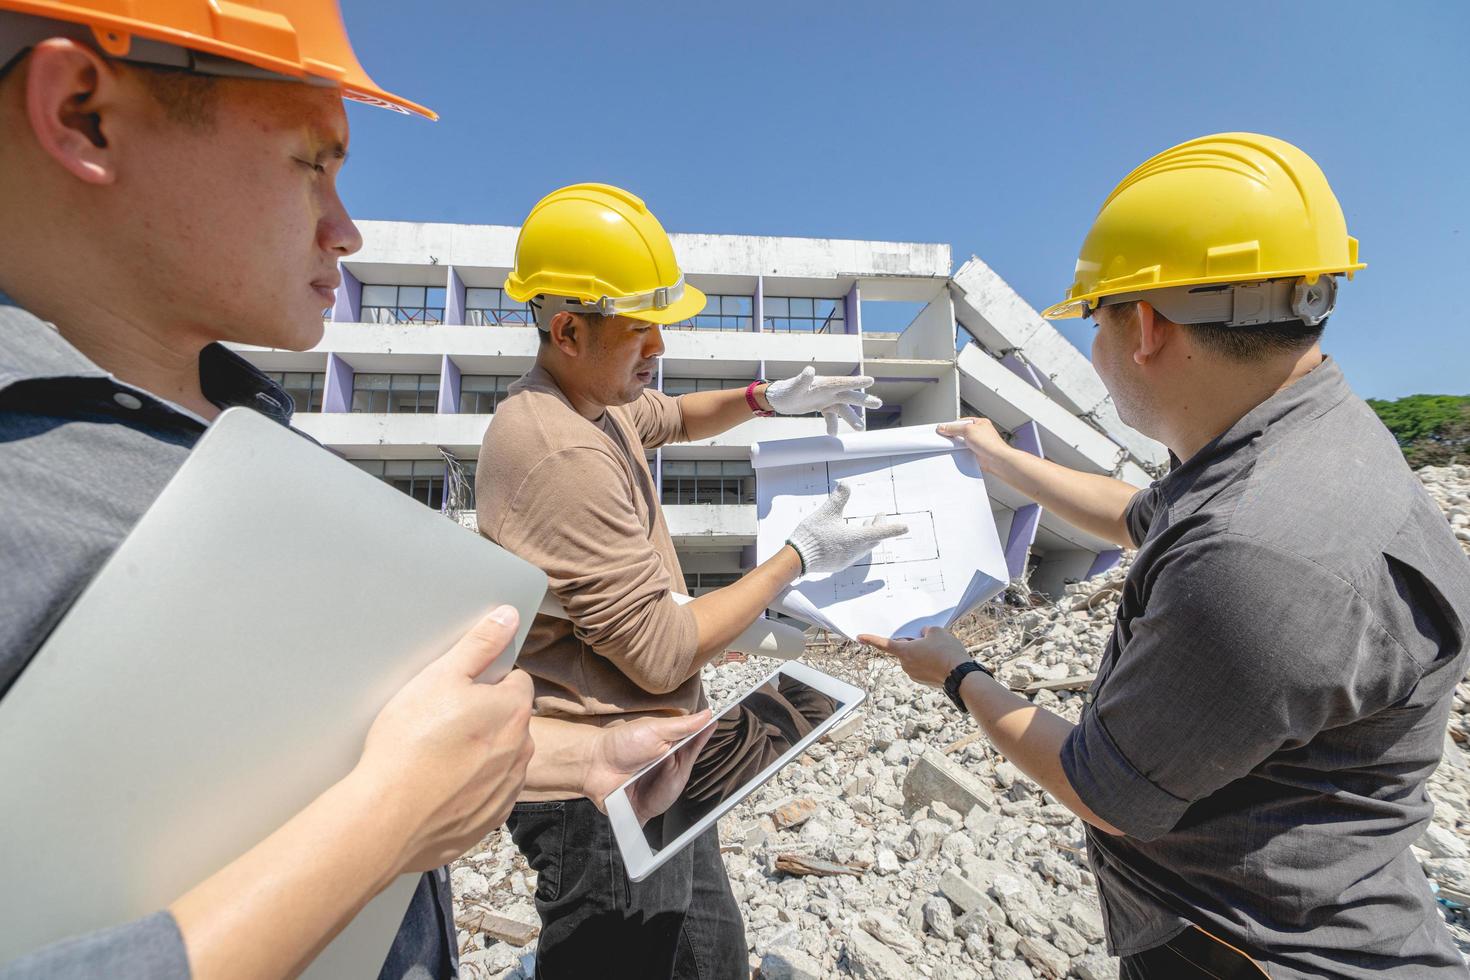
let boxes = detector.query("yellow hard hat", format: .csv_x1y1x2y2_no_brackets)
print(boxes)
504,183,706,326
0,0,434,119
1042,133,1363,321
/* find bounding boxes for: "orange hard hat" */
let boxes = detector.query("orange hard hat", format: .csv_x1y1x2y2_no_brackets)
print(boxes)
0,0,434,119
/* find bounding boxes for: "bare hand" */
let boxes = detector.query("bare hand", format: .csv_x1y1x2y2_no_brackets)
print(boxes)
582,711,715,821
937,417,1013,471
858,627,972,689
356,605,535,872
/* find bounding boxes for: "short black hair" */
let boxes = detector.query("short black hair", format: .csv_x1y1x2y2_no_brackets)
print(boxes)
1101,301,1325,362
127,63,220,129
1178,317,1326,361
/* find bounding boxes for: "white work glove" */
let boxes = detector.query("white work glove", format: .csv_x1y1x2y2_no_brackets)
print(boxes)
765,366,882,435
786,482,909,575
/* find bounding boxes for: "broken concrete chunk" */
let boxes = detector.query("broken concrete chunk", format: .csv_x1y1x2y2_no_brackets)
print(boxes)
902,747,996,818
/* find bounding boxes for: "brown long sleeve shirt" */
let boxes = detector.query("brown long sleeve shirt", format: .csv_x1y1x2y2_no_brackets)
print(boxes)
476,365,705,723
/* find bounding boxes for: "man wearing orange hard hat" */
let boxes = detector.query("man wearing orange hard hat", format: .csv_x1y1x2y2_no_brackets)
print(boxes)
0,3,713,978
864,134,1470,977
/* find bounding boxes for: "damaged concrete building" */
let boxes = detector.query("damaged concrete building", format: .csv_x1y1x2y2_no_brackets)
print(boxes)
231,221,1165,597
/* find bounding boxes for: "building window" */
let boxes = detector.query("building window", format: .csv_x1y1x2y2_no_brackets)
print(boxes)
764,297,844,334
360,284,446,325
668,294,753,332
660,459,755,505
459,375,515,414
661,377,750,396
351,373,440,414
264,371,326,413
683,571,741,595
465,287,535,326
351,459,446,509
867,409,903,430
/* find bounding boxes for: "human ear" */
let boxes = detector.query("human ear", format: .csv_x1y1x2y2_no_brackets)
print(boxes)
1133,302,1169,366
22,39,123,186
549,311,580,357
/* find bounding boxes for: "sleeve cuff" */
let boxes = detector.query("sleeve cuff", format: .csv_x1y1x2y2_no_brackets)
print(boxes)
0,910,190,980
1061,704,1190,842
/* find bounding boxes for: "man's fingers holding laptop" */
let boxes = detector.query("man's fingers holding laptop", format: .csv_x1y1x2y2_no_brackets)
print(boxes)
356,605,536,872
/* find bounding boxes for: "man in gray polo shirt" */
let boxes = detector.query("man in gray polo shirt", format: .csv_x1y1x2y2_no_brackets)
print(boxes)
863,134,1470,977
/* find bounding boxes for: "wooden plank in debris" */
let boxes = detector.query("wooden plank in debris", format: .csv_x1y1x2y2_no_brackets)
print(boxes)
1022,673,1097,694
774,853,870,877
463,908,540,947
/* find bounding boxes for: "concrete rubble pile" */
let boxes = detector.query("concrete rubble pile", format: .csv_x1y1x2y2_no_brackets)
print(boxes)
452,464,1470,978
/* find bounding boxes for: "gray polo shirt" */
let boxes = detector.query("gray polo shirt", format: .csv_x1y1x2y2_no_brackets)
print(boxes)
1061,357,1470,977
0,298,456,979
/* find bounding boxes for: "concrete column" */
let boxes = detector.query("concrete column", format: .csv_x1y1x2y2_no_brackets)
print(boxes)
753,275,764,332
445,266,466,326
438,355,461,414
323,352,354,413
331,264,361,323
844,282,862,336
739,544,757,570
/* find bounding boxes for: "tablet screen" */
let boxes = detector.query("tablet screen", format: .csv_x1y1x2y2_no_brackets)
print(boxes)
630,672,848,853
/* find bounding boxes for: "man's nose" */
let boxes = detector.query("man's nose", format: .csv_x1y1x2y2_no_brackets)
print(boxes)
645,325,665,358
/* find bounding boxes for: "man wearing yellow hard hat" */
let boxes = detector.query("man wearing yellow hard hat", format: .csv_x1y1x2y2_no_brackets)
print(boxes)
863,134,1470,978
476,183,907,979
0,4,716,978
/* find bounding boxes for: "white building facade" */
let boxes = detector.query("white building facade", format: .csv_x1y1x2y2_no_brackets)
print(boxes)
231,220,1165,598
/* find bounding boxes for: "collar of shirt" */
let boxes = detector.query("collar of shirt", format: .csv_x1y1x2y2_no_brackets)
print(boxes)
1150,355,1352,522
0,291,293,425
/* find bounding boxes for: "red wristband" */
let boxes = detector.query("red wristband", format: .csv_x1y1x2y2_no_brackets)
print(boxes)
746,380,775,417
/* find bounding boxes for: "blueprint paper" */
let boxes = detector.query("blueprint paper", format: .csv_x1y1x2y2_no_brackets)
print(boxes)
752,424,1008,640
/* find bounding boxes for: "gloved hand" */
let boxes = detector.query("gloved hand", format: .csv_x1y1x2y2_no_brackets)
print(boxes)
786,482,909,575
765,366,882,435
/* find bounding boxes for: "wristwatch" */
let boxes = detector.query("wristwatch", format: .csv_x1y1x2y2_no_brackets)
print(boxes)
745,379,774,417
944,660,995,713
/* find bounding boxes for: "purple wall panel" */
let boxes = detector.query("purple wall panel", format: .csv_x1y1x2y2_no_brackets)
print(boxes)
844,282,862,336
323,352,353,413
438,355,461,414
1011,420,1045,460
1086,549,1123,579
330,264,361,323
1004,503,1041,580
445,266,466,326
1000,351,1045,391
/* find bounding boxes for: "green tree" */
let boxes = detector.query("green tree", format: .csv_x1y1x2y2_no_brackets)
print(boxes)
1367,394,1470,467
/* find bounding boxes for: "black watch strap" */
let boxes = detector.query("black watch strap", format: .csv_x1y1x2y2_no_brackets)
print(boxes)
944,660,995,712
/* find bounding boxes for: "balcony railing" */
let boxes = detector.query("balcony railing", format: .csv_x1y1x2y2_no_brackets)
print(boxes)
362,306,445,325
466,308,535,326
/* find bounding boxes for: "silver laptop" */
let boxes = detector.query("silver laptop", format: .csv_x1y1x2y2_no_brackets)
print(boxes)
0,407,547,978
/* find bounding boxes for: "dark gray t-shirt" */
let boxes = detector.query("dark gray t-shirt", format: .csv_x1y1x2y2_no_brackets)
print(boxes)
0,300,455,979
1061,357,1470,977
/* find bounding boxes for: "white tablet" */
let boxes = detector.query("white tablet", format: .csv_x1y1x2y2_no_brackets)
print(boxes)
606,661,865,882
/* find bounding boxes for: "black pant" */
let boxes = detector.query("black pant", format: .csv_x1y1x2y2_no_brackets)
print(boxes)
1121,926,1269,979
507,798,747,980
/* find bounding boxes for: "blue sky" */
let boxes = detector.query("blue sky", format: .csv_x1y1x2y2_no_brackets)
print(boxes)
338,0,1468,400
